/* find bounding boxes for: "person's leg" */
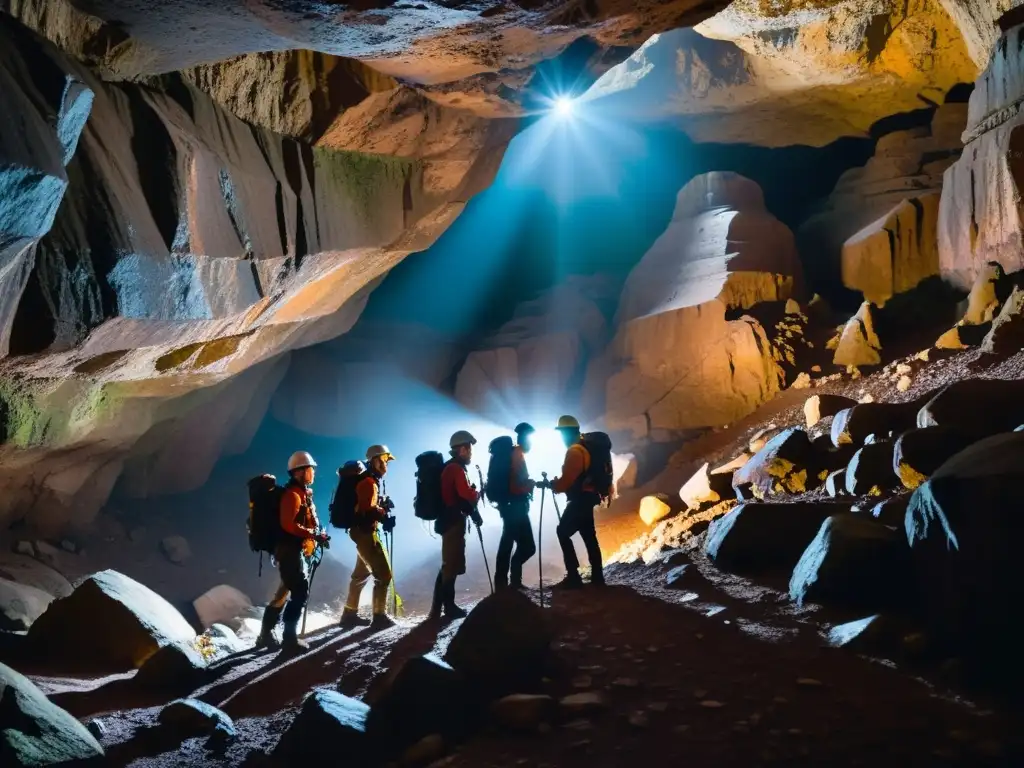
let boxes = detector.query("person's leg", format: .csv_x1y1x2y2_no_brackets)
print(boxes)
495,513,515,589
279,546,311,651
509,514,536,587
341,530,373,628
363,532,394,629
577,501,604,584
555,502,584,587
256,579,289,649
441,521,468,618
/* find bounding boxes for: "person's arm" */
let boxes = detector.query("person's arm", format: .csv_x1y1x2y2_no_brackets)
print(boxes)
552,445,585,494
280,489,317,538
356,477,385,520
453,468,480,505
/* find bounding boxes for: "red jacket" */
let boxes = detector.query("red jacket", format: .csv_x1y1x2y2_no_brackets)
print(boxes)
441,460,479,511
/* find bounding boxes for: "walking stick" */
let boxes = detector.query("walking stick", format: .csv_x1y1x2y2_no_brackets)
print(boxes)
387,530,397,616
537,483,547,608
541,472,562,523
301,542,324,636
474,465,494,595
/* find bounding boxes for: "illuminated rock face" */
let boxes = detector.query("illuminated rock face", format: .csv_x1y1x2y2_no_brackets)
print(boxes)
585,172,801,447
587,2,977,146
938,16,1024,288
0,16,507,532
453,276,615,423
797,103,967,293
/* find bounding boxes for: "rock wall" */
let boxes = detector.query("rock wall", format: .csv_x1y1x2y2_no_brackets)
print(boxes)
798,102,967,292
937,16,1024,287
453,276,616,422
583,172,801,447
0,15,509,532
588,1,977,147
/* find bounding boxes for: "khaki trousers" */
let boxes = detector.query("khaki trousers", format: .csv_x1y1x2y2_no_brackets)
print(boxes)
344,527,392,615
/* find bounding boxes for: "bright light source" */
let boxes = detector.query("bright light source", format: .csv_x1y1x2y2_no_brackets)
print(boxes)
527,429,569,479
553,96,575,118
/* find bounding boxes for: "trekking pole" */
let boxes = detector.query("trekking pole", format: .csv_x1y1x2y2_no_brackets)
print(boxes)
387,530,397,616
541,472,562,523
537,484,547,608
301,542,323,636
474,465,494,595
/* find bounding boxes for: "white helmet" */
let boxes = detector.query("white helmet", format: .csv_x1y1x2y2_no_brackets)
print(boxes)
287,451,317,472
449,430,477,449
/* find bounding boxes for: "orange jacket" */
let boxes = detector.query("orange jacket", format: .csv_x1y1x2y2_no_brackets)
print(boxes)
355,475,386,530
552,443,590,495
510,445,533,497
279,484,318,542
441,461,479,510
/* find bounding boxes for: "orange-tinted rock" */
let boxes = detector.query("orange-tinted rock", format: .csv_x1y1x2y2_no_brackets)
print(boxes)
586,173,799,445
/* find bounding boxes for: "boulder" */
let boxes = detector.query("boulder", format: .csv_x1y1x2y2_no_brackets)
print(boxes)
892,427,977,490
160,535,191,565
274,690,372,764
831,393,932,447
490,694,556,731
638,495,672,527
665,563,696,589
704,500,854,574
158,698,235,739
790,514,910,609
869,496,910,527
586,172,800,445
559,691,609,717
826,615,902,655
841,194,941,305
825,469,847,497
135,640,210,691
833,302,881,368
27,569,196,668
748,426,782,454
980,285,1024,357
612,453,638,491
843,442,898,496
732,427,820,500
444,590,552,699
192,585,253,631
918,378,1024,439
0,578,53,631
804,394,857,429
0,661,104,765
366,654,469,752
679,462,735,511
961,263,1011,325
0,553,72,598
905,431,1024,685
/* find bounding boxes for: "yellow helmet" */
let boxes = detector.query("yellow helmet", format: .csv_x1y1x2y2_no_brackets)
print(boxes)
366,444,395,462
556,415,580,430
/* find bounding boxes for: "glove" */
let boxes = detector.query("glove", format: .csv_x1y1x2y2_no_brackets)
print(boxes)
471,511,483,528
380,496,395,512
536,479,551,490
381,515,396,533
316,531,331,546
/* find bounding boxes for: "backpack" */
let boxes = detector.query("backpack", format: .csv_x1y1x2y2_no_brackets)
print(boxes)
330,461,367,530
413,451,446,520
486,436,515,507
247,474,284,556
579,431,614,501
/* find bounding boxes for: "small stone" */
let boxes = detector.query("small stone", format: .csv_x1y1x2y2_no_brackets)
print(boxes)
647,702,669,712
693,688,708,699
160,535,191,565
796,678,823,687
560,692,608,716
897,375,912,392
572,675,593,689
749,713,762,725
628,711,649,728
700,700,725,708
14,540,33,556
612,677,639,688
60,539,78,553
87,719,107,739
646,646,658,653
695,633,704,640
811,365,822,373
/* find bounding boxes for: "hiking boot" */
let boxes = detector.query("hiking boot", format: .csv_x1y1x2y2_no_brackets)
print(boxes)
443,579,467,619
280,633,309,653
509,581,526,590
255,605,282,651
369,614,396,631
552,574,584,590
339,608,371,629
589,574,606,587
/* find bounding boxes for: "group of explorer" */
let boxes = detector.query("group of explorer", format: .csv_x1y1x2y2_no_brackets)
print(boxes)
245,415,614,654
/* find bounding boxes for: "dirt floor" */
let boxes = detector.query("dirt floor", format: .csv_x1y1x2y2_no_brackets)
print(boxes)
38,560,1023,767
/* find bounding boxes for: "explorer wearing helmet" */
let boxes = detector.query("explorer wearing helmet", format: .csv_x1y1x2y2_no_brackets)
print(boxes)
538,415,605,589
340,444,396,631
256,450,328,653
429,430,482,620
